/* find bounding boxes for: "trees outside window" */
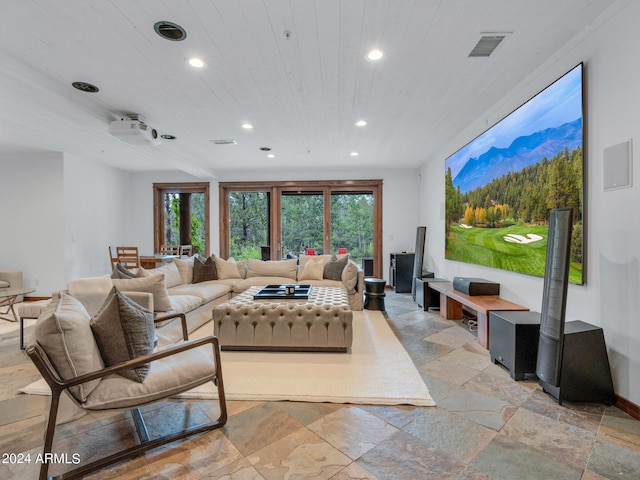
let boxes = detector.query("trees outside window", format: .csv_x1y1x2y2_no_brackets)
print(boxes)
154,183,209,255
220,180,382,277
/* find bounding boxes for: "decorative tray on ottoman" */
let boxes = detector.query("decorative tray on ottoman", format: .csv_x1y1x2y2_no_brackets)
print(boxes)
253,284,312,299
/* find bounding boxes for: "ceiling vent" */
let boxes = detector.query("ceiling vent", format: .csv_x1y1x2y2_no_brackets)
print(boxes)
469,35,506,57
210,139,237,145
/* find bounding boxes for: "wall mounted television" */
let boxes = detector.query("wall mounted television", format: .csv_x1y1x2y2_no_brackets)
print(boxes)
444,63,584,285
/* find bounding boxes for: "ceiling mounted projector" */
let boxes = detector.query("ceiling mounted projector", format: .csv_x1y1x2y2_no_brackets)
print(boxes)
109,114,160,145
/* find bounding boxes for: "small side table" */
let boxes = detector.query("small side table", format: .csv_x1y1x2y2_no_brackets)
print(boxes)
364,278,386,311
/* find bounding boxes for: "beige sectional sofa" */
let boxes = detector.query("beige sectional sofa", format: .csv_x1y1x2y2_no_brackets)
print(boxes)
65,255,364,344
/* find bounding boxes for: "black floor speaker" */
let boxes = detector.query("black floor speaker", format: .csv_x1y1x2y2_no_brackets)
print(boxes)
538,320,615,405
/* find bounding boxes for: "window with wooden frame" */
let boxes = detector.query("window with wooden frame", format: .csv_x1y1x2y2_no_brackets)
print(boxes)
153,182,210,256
219,180,383,278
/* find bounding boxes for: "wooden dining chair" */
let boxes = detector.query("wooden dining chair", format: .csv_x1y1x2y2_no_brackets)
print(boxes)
108,246,119,271
160,245,180,255
116,246,140,269
179,245,193,257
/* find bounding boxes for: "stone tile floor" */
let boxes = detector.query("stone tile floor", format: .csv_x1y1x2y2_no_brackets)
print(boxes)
1,291,639,479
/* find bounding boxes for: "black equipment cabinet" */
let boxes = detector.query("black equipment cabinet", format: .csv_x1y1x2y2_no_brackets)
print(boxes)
389,253,414,293
489,311,540,380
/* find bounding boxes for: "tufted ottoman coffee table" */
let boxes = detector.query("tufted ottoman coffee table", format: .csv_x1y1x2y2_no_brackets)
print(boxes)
213,285,353,352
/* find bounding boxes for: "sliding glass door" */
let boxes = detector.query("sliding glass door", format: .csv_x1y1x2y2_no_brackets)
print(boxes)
280,190,324,258
228,190,270,260
219,180,382,277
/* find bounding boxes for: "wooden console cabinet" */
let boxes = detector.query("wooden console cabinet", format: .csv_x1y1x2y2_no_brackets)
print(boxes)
428,281,529,349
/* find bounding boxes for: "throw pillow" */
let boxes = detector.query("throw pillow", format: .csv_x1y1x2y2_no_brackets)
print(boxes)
246,258,297,279
298,254,331,272
214,256,242,279
324,255,348,280
193,255,218,283
144,261,182,288
173,256,195,284
298,256,326,281
90,287,155,383
341,260,359,293
110,263,148,279
111,274,173,312
33,293,104,402
0,280,9,288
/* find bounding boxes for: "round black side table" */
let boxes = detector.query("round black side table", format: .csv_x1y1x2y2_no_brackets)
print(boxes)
364,278,386,310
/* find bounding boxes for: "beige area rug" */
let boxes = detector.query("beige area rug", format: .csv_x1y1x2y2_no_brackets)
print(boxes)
20,310,435,407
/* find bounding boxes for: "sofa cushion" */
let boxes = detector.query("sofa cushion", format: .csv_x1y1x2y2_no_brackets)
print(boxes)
169,294,204,314
324,255,348,280
0,280,9,288
112,274,172,312
192,255,218,283
246,258,297,280
144,262,182,288
169,281,232,304
33,293,104,403
342,260,359,293
90,287,155,383
298,256,326,281
83,346,216,411
214,256,242,279
173,256,195,284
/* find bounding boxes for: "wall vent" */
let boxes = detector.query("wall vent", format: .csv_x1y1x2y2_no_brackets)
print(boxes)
469,35,506,57
210,139,237,145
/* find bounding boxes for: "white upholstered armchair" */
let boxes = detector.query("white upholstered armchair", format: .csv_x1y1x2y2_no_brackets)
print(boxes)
26,289,227,480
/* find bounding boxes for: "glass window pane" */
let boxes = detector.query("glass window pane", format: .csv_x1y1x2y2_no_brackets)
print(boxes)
330,192,374,264
163,192,206,255
281,192,324,257
228,191,270,260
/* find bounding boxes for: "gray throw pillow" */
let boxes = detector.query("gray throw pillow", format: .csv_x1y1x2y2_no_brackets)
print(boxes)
192,255,218,283
111,263,147,279
90,287,155,383
324,255,348,280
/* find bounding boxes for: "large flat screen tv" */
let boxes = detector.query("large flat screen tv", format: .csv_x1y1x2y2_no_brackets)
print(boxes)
445,63,584,284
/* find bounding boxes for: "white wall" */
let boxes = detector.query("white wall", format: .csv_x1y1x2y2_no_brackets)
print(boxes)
0,153,135,296
0,153,65,296
419,0,640,404
63,154,131,278
129,167,421,280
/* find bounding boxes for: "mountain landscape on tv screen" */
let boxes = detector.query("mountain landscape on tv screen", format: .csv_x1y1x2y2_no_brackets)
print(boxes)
453,118,582,194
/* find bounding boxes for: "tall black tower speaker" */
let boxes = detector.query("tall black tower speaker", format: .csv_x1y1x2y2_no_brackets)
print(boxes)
411,226,427,297
536,208,615,405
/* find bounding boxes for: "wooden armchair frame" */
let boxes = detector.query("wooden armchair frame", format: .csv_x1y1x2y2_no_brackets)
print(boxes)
26,314,227,480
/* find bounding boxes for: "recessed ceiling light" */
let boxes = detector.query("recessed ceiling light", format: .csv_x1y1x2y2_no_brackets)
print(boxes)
242,123,254,130
161,134,177,140
366,49,384,61
188,57,205,68
267,153,275,158
350,152,359,157
355,120,367,127
154,21,187,41
71,81,99,93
